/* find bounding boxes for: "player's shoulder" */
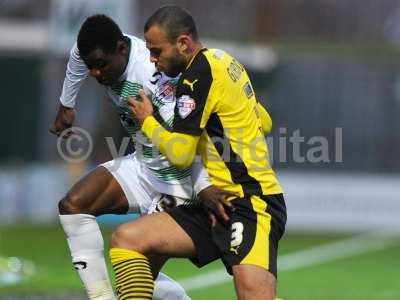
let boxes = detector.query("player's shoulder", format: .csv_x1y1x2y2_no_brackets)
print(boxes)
180,49,213,89
185,49,212,76
124,33,145,49
123,34,156,86
203,49,245,85
125,34,150,65
204,49,234,67
204,48,230,58
187,48,234,79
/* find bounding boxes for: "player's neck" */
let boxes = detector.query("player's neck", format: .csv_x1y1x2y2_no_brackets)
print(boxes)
185,42,203,69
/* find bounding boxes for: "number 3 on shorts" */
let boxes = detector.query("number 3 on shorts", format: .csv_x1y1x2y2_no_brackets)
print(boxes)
231,222,244,247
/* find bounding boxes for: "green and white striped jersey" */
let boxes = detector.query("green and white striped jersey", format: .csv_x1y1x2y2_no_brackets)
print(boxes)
59,34,198,193
108,69,192,185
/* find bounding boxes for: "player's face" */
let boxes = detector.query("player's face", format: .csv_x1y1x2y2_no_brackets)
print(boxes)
83,41,128,86
145,26,186,77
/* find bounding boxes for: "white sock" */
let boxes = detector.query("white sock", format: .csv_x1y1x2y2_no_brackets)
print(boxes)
60,214,190,300
59,214,115,300
153,272,191,300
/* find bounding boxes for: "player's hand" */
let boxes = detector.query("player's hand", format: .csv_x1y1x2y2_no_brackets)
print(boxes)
198,185,238,226
127,90,154,126
49,104,76,138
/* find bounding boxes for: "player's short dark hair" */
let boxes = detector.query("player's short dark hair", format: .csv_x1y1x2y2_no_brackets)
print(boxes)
144,5,198,42
77,14,124,58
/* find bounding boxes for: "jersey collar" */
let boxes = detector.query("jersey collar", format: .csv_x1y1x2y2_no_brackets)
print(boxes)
185,47,206,70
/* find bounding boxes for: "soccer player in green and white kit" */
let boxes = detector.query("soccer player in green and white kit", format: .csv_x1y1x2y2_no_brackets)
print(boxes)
51,15,232,300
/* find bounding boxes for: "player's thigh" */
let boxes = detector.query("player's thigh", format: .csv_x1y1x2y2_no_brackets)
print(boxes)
102,154,159,214
111,211,196,257
60,166,128,215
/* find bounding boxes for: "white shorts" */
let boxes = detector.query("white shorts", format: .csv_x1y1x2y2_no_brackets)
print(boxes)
100,153,194,215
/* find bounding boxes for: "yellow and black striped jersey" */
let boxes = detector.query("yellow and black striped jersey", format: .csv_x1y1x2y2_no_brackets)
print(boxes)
172,48,282,197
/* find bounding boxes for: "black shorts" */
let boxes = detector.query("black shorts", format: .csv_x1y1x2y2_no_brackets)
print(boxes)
167,194,286,278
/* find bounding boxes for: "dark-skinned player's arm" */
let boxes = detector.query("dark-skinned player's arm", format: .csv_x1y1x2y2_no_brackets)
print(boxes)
50,44,89,138
50,104,76,138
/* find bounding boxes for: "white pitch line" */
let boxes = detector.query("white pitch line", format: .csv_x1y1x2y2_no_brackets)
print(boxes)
179,230,399,291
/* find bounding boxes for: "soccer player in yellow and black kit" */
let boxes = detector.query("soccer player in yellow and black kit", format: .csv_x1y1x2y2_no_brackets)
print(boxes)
109,5,286,300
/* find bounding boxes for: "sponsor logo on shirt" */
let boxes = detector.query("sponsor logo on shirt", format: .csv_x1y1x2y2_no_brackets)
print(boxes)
156,82,176,102
177,95,196,118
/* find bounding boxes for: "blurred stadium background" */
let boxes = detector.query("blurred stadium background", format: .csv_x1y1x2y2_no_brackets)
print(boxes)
1,0,400,299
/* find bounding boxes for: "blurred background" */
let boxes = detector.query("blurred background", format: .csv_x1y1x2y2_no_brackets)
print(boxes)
1,0,399,299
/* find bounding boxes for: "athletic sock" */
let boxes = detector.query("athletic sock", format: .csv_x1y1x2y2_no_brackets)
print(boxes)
110,248,154,299
154,272,191,300
59,214,115,300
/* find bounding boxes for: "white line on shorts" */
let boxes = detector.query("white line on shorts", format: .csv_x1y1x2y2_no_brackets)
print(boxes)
179,230,399,291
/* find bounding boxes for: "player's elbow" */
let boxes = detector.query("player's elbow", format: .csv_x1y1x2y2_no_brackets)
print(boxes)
262,112,273,135
263,122,272,135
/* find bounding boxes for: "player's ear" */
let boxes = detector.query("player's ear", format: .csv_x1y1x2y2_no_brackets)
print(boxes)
176,35,190,53
116,40,128,55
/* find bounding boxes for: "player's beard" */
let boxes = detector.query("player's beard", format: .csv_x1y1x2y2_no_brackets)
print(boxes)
164,51,186,77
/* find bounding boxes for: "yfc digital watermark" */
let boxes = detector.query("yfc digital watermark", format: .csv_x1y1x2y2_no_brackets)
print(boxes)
57,127,93,163
267,128,343,164
57,126,343,166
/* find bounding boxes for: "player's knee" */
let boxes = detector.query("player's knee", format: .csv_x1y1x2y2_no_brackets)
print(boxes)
110,223,150,254
110,224,135,248
58,192,86,214
236,274,257,294
233,266,276,299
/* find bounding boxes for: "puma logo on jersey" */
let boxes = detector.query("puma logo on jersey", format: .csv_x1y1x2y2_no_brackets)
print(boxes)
230,245,240,255
183,79,198,91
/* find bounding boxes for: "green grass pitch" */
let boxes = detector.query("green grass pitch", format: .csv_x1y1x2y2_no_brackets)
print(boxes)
0,224,399,299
